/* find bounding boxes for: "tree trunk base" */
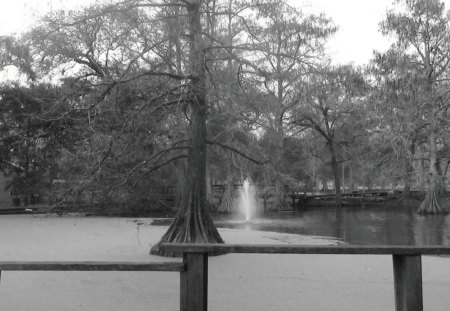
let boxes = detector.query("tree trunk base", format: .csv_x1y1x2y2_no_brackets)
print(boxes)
150,204,224,257
397,197,421,209
417,187,447,215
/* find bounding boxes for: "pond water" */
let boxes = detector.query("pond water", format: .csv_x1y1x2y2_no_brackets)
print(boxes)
213,206,450,246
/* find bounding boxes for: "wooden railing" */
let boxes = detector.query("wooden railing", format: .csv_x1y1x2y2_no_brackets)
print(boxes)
162,244,450,311
1,244,450,311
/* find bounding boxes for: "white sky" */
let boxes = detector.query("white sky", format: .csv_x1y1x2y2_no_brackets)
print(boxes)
1,0,450,75
301,0,397,65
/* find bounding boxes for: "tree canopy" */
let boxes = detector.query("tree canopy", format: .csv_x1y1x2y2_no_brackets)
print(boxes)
1,0,450,256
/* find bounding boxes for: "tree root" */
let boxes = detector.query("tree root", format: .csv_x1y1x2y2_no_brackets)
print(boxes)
396,197,421,208
417,186,448,214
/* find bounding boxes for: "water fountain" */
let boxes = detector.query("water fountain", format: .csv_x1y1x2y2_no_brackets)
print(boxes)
239,179,257,223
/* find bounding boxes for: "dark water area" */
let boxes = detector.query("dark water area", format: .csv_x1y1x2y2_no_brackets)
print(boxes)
213,206,450,246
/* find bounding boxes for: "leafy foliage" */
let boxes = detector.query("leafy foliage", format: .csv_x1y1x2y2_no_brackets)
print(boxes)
1,0,449,219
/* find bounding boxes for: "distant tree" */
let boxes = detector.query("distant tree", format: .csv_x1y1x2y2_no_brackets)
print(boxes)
240,0,336,209
370,50,428,204
0,85,72,204
380,0,450,213
0,36,36,81
292,65,367,207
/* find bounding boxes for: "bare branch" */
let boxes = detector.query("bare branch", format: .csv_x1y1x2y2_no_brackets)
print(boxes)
121,144,190,184
143,155,188,175
206,140,268,165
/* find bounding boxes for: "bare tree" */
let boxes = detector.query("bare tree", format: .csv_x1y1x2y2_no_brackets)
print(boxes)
381,0,450,213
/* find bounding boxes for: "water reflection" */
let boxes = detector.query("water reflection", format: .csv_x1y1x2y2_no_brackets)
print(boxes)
214,206,450,246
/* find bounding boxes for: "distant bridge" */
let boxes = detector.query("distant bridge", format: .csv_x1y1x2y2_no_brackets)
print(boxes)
289,191,392,207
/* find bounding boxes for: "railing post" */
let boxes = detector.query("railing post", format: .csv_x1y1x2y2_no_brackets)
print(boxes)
180,252,208,311
393,254,423,311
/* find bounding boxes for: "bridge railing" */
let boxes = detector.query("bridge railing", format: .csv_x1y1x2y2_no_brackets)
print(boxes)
1,244,450,311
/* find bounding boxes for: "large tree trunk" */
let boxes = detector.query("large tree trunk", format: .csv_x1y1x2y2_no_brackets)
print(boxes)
402,142,415,200
400,141,419,207
328,141,342,207
417,133,447,214
150,1,223,257
269,35,289,212
172,162,187,212
321,177,328,192
348,165,355,192
417,144,427,190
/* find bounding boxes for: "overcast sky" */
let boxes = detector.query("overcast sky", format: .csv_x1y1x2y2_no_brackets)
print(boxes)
2,0,450,67
301,0,396,65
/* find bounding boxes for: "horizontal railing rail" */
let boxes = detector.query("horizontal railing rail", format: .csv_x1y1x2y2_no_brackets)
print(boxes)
162,243,450,255
0,261,185,271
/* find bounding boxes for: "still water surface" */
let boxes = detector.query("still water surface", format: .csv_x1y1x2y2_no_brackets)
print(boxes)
214,206,450,245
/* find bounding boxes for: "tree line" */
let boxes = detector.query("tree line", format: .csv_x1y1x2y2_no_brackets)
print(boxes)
0,0,449,255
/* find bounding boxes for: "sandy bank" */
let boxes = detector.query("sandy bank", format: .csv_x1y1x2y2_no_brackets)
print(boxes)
0,215,449,311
